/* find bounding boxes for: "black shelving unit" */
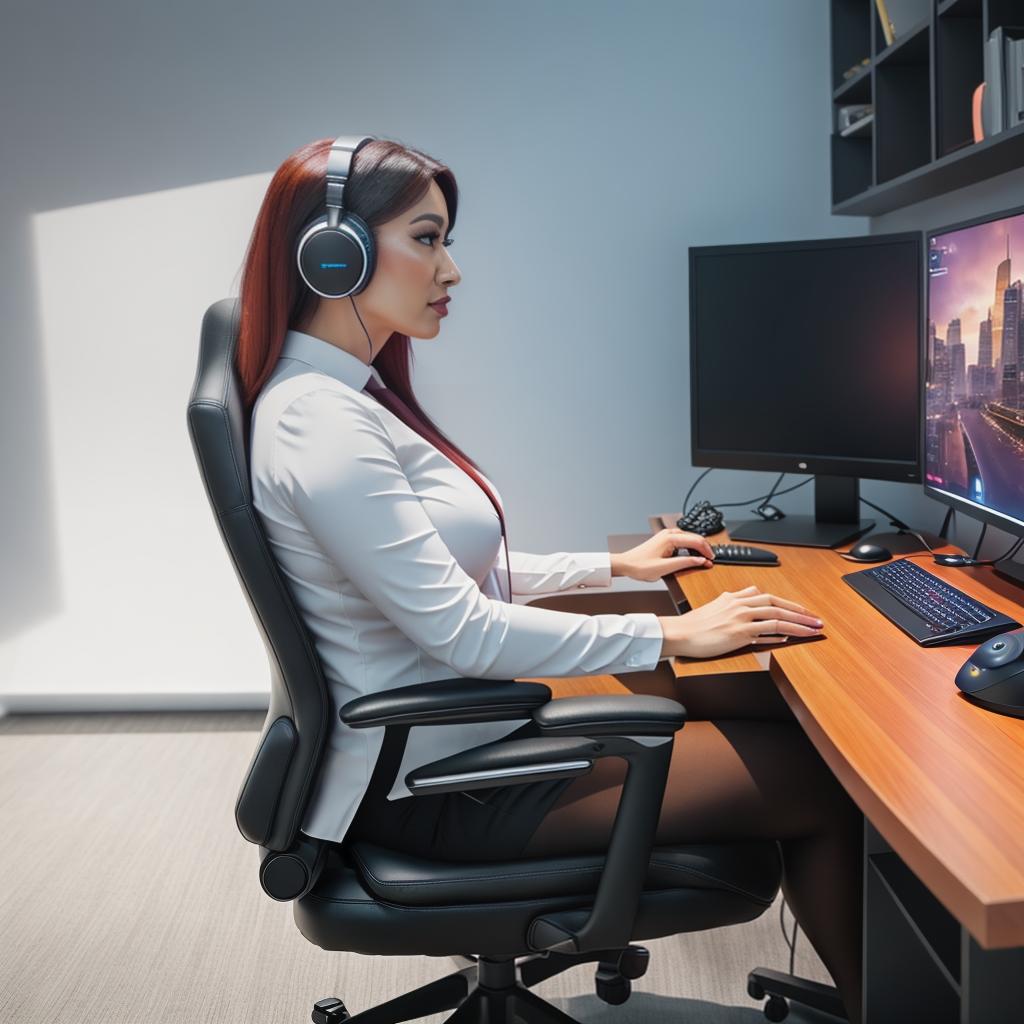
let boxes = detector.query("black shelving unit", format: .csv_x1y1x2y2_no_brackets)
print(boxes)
831,0,1024,215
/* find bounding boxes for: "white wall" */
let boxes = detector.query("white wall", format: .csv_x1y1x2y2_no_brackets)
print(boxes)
0,0,868,710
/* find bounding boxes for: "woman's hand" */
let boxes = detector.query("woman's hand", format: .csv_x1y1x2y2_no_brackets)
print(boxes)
611,528,715,581
657,584,825,659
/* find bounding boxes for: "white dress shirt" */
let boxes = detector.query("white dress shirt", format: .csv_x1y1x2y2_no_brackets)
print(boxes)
248,329,666,844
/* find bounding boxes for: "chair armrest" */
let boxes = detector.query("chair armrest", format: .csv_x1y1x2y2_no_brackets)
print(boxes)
532,695,685,736
405,696,687,956
340,678,552,728
406,735,603,794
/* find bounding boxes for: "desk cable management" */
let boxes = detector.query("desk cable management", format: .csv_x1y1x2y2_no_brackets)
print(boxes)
679,472,1024,567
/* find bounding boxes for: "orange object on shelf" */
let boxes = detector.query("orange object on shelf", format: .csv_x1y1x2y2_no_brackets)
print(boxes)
973,82,986,142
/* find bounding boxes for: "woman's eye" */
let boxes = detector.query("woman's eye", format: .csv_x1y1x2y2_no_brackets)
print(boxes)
416,233,455,248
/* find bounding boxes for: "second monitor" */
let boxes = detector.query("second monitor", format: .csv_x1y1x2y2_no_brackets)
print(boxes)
689,231,922,547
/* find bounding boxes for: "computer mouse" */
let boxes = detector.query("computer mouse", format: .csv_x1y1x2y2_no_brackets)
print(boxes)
842,542,892,563
955,630,1024,718
933,554,976,568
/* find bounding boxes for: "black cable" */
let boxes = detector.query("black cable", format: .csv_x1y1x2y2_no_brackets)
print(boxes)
984,535,1024,565
858,496,937,553
714,478,812,510
682,468,713,516
859,496,911,531
971,523,988,562
778,898,799,976
752,472,785,518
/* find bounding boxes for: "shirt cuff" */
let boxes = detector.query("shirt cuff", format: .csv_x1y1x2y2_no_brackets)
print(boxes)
617,612,665,672
574,551,612,589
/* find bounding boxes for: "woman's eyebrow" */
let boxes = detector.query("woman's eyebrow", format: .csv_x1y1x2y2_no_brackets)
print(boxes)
409,213,445,229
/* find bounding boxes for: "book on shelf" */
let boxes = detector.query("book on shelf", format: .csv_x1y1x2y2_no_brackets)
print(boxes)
874,0,896,48
982,27,1024,138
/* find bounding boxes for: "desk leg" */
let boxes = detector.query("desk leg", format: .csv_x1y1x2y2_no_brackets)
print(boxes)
961,934,1024,1023
863,820,1024,1023
863,818,957,1022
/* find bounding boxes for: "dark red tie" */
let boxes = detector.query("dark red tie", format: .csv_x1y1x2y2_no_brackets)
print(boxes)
364,379,513,602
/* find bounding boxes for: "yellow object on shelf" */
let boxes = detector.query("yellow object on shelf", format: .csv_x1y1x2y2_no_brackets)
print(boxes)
875,0,895,47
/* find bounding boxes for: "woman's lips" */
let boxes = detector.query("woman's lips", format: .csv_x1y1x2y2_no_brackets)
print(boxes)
428,300,449,317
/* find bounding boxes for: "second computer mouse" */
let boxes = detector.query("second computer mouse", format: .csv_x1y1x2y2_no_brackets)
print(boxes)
933,554,976,567
955,630,1024,718
842,542,892,563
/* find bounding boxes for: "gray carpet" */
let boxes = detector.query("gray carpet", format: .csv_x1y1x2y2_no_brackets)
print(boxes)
0,712,835,1024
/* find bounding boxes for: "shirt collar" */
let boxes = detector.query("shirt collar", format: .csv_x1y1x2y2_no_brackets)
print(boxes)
279,329,381,391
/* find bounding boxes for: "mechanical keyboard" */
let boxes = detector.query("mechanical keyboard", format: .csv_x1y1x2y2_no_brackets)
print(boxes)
842,557,1021,646
677,543,779,566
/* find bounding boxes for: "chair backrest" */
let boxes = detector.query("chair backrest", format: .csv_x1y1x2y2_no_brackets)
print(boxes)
186,297,329,853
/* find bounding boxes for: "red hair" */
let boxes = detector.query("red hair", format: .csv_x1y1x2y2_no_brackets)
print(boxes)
235,137,511,590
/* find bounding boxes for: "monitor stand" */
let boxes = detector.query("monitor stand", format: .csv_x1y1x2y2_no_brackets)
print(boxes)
729,475,875,549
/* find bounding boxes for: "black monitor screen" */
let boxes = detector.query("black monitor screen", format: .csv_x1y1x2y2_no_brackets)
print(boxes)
926,208,1024,533
690,234,921,481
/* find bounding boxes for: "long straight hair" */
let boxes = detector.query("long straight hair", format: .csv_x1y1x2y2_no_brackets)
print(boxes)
235,137,509,558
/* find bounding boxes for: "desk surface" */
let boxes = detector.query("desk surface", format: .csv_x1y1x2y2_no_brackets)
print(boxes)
650,513,1024,950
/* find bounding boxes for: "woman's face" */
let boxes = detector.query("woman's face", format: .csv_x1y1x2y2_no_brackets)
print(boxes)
359,179,461,340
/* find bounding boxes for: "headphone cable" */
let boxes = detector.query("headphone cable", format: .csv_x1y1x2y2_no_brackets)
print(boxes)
351,295,374,363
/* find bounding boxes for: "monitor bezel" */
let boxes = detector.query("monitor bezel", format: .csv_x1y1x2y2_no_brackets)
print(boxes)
688,231,923,484
923,200,1024,541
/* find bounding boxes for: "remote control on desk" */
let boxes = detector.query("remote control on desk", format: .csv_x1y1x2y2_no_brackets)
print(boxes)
676,543,780,566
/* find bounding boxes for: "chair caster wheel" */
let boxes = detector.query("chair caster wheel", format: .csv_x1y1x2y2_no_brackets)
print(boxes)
595,974,631,1005
763,994,789,1022
748,977,766,1000
312,997,350,1024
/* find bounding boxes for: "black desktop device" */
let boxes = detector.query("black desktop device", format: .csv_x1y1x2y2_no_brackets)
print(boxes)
689,232,922,547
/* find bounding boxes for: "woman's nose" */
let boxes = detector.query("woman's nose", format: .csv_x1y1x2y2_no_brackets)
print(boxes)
440,257,461,285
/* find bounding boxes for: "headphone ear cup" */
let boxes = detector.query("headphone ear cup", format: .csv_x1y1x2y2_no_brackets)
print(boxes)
296,213,375,299
343,211,375,296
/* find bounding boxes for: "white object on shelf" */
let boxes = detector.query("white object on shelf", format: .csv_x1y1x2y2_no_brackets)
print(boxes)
840,113,875,138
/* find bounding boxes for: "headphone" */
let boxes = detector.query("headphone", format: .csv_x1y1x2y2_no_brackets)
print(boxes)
296,135,377,299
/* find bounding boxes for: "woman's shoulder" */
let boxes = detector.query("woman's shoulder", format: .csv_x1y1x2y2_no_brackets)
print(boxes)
252,366,384,436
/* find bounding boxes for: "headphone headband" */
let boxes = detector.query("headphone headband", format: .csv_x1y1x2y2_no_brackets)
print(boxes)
324,135,376,228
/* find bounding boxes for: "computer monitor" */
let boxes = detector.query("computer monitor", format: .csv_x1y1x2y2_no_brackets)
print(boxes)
925,202,1024,587
689,232,922,547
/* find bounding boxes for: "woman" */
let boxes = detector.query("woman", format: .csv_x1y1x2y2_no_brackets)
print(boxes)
237,136,863,1023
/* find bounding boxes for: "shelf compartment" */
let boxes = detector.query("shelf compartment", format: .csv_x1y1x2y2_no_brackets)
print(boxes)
832,132,873,204
989,0,1024,35
873,0,931,59
833,118,1024,214
834,64,872,103
875,23,932,184
875,17,931,67
937,0,983,17
936,1,983,157
833,0,873,90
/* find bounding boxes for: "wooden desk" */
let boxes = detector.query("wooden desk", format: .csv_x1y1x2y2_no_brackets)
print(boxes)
651,513,1024,1019
647,512,1024,950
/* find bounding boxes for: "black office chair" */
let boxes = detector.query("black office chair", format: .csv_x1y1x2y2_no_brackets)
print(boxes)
186,296,845,1024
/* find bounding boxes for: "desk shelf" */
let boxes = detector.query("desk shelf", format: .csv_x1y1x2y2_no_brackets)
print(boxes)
830,0,1024,214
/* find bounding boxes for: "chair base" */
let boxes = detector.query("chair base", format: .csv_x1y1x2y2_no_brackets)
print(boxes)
313,951,645,1024
747,966,848,1021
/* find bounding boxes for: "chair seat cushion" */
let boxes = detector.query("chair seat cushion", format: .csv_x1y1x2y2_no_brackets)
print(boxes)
349,840,779,908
